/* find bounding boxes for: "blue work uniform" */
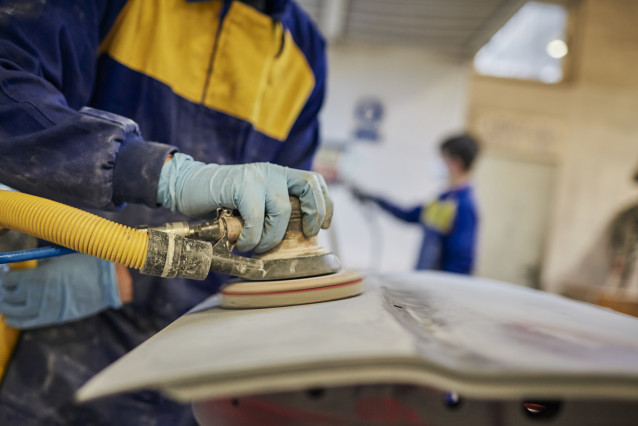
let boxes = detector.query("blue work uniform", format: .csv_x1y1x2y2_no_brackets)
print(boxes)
374,185,478,274
0,0,326,424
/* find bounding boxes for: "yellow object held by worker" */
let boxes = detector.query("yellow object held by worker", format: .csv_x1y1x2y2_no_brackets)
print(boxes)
0,259,38,382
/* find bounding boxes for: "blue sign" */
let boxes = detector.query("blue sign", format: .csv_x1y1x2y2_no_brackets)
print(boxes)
353,97,384,142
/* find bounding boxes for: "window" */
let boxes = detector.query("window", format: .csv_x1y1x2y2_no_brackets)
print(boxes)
474,2,569,84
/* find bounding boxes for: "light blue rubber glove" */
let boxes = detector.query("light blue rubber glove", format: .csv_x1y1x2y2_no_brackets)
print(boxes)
0,253,122,329
157,153,333,253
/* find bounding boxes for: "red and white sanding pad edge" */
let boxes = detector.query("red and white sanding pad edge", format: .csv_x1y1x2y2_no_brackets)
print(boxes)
220,270,364,309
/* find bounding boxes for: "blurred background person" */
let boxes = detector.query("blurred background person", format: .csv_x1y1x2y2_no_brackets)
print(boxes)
354,134,480,275
561,163,638,316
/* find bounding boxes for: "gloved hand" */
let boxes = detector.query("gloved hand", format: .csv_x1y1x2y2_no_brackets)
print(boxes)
0,253,122,329
157,153,333,253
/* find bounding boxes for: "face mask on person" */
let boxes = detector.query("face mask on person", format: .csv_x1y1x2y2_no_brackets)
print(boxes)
429,156,450,182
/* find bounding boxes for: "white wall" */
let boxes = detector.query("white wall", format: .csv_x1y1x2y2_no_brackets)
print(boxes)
317,43,471,272
472,154,556,288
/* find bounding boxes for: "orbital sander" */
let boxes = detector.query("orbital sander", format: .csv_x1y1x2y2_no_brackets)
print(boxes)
144,197,363,309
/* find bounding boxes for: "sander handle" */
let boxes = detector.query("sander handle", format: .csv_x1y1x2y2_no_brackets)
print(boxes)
142,196,302,246
139,213,243,244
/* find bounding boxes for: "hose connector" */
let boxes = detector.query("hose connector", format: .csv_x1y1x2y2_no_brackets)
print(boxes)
140,230,212,280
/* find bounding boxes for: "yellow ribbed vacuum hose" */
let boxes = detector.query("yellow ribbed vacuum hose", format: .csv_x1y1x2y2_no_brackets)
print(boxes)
0,190,150,382
0,190,148,269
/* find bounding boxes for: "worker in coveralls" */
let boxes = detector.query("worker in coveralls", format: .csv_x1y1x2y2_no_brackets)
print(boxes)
356,134,480,275
562,165,638,307
0,0,329,424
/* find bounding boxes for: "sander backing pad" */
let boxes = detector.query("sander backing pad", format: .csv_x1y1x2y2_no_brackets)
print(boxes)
220,270,363,309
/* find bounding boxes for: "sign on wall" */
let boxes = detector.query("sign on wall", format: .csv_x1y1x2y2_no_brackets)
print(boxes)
352,97,385,143
471,109,566,162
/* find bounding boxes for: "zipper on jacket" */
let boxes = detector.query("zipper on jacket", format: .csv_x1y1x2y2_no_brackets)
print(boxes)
274,20,285,58
200,0,232,105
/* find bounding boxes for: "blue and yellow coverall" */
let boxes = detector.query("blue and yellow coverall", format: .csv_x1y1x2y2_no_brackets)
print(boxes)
374,185,478,274
0,0,326,424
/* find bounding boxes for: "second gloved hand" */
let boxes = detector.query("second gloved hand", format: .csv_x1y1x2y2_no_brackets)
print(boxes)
0,253,122,329
157,153,333,253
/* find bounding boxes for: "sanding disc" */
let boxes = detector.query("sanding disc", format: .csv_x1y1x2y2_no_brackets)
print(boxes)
221,270,363,309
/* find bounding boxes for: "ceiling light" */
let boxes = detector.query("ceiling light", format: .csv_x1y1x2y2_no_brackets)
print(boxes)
546,39,568,59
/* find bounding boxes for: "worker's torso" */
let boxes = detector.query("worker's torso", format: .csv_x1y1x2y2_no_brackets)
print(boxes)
417,185,478,273
0,2,325,423
90,0,322,168
86,0,326,318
